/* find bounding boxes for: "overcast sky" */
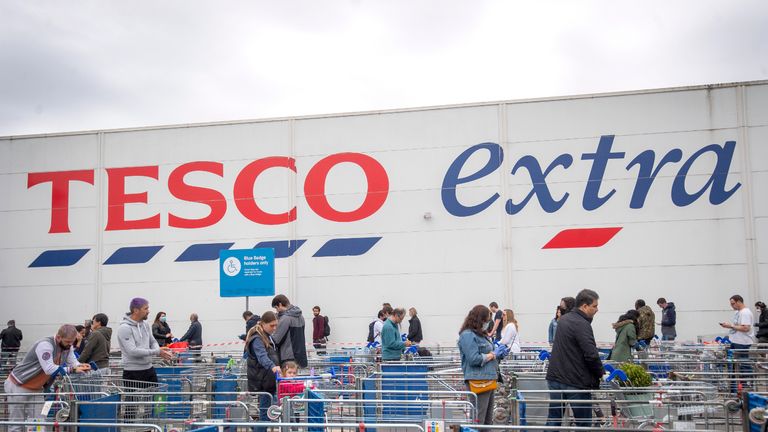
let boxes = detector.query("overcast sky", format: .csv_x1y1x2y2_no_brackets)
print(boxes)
1,1,766,137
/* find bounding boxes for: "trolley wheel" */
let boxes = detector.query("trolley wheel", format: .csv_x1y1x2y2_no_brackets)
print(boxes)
55,407,70,422
493,406,509,423
267,404,282,421
725,399,743,413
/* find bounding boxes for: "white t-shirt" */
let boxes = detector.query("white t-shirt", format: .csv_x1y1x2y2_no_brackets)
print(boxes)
730,307,755,345
373,320,384,344
500,323,521,353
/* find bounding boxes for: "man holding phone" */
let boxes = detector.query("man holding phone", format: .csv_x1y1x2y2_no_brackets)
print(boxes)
720,294,754,390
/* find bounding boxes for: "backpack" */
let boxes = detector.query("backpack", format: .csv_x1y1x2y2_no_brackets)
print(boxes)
323,316,331,337
367,321,375,342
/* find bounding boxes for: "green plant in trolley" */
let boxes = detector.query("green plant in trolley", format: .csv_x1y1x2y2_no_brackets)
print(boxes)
617,362,652,387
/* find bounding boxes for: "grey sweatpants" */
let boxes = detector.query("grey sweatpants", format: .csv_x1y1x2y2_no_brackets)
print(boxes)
3,378,46,432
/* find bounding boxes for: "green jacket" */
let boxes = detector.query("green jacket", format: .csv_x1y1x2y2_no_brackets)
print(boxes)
381,319,405,361
609,320,637,363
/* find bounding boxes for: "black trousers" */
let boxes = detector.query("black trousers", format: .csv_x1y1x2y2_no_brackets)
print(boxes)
122,368,159,422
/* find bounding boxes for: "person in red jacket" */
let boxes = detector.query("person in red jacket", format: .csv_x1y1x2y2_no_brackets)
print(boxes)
312,306,326,353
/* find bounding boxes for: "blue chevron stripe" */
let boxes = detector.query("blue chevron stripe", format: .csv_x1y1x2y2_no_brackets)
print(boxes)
176,242,235,262
29,249,90,267
254,240,306,258
313,237,382,257
104,246,163,265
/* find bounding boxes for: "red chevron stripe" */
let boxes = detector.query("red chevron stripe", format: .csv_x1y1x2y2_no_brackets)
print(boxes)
543,227,622,249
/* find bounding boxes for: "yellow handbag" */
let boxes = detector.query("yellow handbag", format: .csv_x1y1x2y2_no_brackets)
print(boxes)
468,379,498,394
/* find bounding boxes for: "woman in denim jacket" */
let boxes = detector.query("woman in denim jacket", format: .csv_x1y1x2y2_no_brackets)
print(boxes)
458,304,506,427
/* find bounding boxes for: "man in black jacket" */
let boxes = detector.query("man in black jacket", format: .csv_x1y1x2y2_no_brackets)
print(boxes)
1,320,23,368
239,311,260,341
180,313,203,361
546,289,603,429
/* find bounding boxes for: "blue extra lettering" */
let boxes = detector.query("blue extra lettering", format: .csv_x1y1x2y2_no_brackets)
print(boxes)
441,142,503,217
581,135,625,211
671,141,741,206
506,154,573,214
626,148,683,209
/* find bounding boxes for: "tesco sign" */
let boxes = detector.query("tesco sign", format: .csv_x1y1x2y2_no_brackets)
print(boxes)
27,135,740,234
28,152,389,233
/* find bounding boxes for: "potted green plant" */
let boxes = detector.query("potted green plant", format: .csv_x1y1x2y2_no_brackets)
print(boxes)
616,362,654,417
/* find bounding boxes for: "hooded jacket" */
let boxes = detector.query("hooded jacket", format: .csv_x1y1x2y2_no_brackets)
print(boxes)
609,320,637,363
636,305,655,340
272,305,307,367
78,326,112,369
660,302,677,327
546,309,604,389
118,315,160,371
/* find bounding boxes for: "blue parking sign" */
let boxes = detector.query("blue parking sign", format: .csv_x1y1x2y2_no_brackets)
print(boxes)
219,248,275,297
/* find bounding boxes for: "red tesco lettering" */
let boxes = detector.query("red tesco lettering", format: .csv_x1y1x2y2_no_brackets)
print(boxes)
27,153,389,233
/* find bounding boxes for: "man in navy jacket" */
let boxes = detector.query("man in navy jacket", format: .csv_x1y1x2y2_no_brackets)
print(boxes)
546,289,603,428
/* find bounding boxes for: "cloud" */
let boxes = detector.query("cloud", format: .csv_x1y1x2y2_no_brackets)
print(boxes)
0,1,766,136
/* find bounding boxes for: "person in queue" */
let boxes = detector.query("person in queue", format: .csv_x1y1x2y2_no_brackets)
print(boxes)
3,325,90,432
458,305,508,428
546,289,603,429
118,298,174,382
151,311,173,347
245,311,282,432
381,308,411,361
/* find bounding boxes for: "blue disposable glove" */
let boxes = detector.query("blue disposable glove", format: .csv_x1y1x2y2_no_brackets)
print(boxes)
88,361,99,371
51,366,68,380
493,344,509,359
401,334,407,342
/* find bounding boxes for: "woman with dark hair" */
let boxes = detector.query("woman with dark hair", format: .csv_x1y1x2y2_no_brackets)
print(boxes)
74,325,87,355
246,311,282,432
608,309,639,363
755,301,768,343
458,305,508,427
152,311,173,347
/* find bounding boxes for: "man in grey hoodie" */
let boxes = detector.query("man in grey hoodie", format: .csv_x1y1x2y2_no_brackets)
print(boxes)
271,294,308,368
118,298,173,383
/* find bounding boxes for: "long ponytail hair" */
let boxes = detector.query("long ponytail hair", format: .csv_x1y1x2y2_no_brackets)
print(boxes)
245,311,277,351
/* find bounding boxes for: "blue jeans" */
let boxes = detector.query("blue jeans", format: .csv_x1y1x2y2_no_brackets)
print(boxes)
730,343,752,392
546,380,593,428
254,393,273,432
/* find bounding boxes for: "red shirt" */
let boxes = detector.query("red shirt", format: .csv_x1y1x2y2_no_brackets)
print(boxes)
312,315,325,342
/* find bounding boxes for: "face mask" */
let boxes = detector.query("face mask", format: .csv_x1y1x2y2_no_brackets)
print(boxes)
160,317,166,323
483,321,493,332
